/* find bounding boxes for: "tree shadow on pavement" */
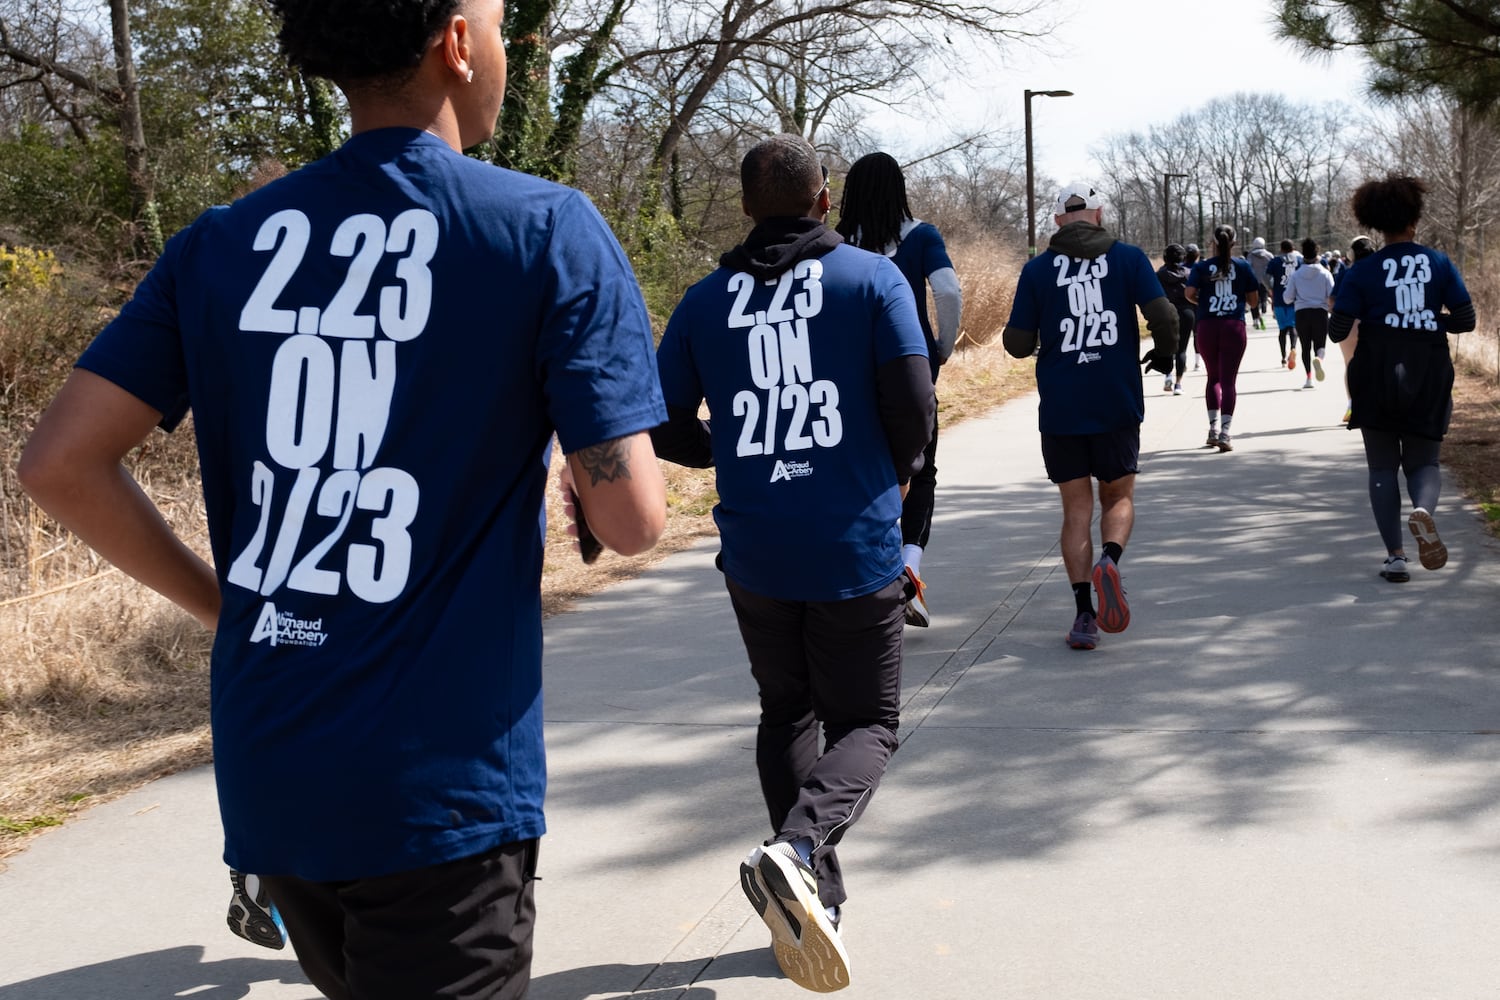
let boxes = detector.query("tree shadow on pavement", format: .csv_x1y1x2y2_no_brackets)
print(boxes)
528,947,783,999
537,424,1500,878
0,947,312,1000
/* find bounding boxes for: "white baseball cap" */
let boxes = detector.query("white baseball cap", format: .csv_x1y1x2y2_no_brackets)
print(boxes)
1053,182,1103,215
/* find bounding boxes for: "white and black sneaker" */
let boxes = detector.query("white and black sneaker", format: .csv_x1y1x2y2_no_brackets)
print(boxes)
902,566,931,628
1379,555,1410,583
227,869,287,950
739,842,850,992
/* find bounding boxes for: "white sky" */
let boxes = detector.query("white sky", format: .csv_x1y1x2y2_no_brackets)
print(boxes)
864,0,1372,182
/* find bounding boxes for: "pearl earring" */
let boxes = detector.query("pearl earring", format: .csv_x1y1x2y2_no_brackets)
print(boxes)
467,69,474,83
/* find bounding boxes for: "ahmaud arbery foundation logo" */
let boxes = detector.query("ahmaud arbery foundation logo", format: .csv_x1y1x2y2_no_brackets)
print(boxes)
769,459,814,483
249,602,330,647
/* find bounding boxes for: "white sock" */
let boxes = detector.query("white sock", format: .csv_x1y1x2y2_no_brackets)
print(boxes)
902,544,923,574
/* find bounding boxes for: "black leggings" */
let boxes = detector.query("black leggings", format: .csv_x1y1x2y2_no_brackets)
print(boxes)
901,404,938,548
1360,429,1442,553
1295,308,1328,375
1173,305,1195,380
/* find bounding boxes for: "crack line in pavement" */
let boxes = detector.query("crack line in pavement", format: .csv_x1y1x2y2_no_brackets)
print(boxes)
898,551,1059,734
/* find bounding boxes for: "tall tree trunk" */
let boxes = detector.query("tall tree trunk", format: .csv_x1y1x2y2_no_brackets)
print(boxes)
546,0,630,183
109,0,158,256
497,0,554,173
306,74,340,159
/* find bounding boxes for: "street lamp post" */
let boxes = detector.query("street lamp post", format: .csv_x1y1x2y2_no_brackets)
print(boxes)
1024,88,1074,258
1163,172,1187,249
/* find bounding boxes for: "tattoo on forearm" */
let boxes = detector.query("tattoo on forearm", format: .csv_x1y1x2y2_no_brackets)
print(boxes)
575,438,633,486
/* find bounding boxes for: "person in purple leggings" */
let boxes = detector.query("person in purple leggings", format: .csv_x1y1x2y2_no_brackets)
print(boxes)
1186,225,1261,452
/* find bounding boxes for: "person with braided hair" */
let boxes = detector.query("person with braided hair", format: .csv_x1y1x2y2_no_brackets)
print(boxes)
18,2,668,996
834,152,961,628
1185,225,1261,452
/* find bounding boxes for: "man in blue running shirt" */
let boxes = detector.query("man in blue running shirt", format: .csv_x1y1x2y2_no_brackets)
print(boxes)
18,2,667,997
1001,182,1177,652
653,133,933,993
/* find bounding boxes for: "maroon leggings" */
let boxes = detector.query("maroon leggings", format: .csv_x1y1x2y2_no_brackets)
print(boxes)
1195,317,1248,414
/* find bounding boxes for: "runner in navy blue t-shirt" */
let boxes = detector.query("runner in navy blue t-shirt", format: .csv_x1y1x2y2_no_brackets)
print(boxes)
1330,176,1475,582
835,152,962,628
653,134,933,992
1002,183,1178,651
1265,239,1304,369
1186,225,1261,451
18,3,668,996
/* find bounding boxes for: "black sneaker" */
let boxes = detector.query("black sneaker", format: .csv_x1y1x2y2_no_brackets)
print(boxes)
227,869,287,950
740,842,850,992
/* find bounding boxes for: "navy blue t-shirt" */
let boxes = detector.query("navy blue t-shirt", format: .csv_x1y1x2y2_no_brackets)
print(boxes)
656,243,926,601
1007,239,1166,434
1332,241,1470,334
1187,257,1260,321
890,221,954,376
77,128,666,880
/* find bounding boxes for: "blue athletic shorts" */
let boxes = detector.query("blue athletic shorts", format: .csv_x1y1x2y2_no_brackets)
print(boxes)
1273,303,1297,331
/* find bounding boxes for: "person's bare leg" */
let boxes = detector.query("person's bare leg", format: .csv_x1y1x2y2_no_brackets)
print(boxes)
1098,475,1136,552
1057,477,1096,585
1092,475,1137,633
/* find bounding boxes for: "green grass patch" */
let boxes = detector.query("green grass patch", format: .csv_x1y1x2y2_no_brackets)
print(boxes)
0,814,63,834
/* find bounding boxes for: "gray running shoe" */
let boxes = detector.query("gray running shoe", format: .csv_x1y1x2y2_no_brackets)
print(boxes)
1379,555,1410,583
1407,508,1448,570
1216,431,1233,453
1067,611,1098,650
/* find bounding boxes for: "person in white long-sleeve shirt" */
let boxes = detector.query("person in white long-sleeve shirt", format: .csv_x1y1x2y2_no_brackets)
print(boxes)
1284,238,1335,389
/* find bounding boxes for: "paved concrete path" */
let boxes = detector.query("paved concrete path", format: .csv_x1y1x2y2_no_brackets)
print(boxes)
3,329,1498,999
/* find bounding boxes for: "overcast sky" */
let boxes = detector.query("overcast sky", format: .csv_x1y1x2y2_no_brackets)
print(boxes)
864,0,1372,183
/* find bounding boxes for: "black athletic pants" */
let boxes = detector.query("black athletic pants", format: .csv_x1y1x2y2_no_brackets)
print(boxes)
901,404,939,549
261,839,539,1000
725,574,905,908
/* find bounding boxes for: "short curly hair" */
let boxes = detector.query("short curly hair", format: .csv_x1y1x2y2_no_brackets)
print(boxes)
1350,176,1427,237
268,0,461,85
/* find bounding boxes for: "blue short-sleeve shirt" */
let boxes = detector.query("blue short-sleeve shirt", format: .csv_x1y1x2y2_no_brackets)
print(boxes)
1186,257,1260,322
1007,239,1165,434
656,243,926,601
77,128,666,880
